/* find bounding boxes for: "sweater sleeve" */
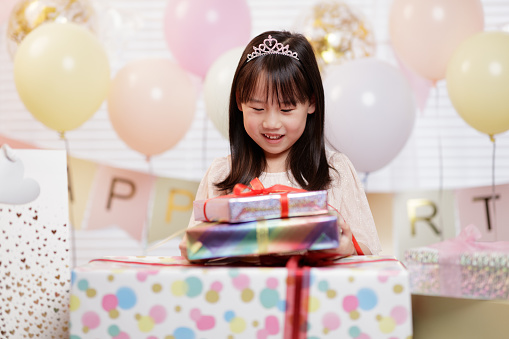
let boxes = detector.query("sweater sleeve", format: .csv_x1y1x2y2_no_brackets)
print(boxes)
179,156,230,255
327,152,382,255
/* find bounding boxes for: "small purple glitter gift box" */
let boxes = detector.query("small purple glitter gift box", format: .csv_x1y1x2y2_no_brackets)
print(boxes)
194,182,328,223
404,225,509,300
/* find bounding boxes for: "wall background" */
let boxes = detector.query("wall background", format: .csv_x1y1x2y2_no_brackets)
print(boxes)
1,0,508,264
1,0,508,192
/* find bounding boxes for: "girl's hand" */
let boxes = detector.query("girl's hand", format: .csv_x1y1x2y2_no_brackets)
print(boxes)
310,217,356,259
332,216,356,256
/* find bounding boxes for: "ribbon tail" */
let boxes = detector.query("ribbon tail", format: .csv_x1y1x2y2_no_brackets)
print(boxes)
146,228,187,252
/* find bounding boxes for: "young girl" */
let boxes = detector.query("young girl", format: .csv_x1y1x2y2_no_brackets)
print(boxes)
180,30,381,257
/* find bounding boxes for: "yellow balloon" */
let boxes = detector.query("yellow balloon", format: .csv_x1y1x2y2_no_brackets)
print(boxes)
14,22,110,133
446,31,509,137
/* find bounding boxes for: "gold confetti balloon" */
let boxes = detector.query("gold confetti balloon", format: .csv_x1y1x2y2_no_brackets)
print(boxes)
297,1,375,71
6,0,96,58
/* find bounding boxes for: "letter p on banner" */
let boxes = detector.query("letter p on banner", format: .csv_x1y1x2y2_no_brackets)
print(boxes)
85,165,155,241
148,177,200,244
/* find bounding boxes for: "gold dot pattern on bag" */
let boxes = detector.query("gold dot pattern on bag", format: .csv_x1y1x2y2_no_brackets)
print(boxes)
0,206,70,338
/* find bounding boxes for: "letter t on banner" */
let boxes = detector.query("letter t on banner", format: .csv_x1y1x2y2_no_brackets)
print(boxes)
455,184,509,241
85,165,155,242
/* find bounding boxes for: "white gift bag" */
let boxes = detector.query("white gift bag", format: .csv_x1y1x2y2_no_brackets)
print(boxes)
0,145,70,338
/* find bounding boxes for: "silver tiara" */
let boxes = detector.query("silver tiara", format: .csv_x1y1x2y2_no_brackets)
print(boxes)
246,35,299,62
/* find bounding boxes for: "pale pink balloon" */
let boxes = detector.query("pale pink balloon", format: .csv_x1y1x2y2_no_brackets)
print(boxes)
389,0,484,82
324,58,416,173
0,0,17,24
163,0,251,78
107,59,196,157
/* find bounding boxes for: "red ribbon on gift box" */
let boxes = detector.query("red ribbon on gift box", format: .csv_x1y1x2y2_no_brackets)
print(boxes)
203,177,307,222
90,255,396,338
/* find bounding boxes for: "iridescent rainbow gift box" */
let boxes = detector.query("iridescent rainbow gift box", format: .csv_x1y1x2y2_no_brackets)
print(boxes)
186,214,339,261
193,190,329,223
404,225,509,300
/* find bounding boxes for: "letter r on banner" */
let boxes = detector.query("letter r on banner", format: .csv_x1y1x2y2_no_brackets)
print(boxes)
407,199,441,236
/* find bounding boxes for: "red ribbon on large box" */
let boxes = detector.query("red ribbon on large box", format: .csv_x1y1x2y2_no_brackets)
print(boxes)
90,255,395,338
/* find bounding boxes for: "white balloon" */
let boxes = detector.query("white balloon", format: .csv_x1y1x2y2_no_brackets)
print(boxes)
324,58,416,173
204,47,244,139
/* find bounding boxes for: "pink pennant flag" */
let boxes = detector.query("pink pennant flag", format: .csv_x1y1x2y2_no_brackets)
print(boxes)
455,184,509,241
0,133,37,149
395,56,433,112
85,165,155,241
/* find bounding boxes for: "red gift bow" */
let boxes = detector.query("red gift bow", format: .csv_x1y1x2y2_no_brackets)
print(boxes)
203,178,364,255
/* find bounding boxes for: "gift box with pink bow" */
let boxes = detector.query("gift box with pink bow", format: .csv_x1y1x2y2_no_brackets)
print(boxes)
404,224,509,300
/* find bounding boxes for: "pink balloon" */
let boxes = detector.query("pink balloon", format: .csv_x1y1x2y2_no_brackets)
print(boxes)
389,0,484,82
107,59,196,157
395,56,433,112
163,0,251,78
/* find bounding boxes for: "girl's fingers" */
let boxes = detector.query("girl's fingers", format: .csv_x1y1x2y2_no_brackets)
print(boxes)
339,216,352,237
338,217,355,256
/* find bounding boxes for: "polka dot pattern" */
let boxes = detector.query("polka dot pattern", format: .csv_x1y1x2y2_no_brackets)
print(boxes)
70,257,289,337
305,256,412,338
70,256,411,338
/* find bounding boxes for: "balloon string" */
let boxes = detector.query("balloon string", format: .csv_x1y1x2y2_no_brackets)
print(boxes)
488,133,496,235
362,172,370,192
143,155,154,255
202,110,208,172
61,132,77,269
435,85,444,240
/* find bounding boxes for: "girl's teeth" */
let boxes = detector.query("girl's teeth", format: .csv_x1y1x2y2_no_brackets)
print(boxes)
264,134,282,139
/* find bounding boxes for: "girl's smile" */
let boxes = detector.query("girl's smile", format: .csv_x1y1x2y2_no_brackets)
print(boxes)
263,133,284,142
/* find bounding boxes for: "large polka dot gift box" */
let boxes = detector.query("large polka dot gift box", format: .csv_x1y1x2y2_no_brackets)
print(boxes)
70,256,293,338
303,256,413,339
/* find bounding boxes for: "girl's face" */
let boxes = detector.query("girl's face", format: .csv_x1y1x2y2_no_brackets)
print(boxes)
239,84,315,171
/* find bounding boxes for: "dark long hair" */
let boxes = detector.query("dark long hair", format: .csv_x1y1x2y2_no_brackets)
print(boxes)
216,30,333,192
